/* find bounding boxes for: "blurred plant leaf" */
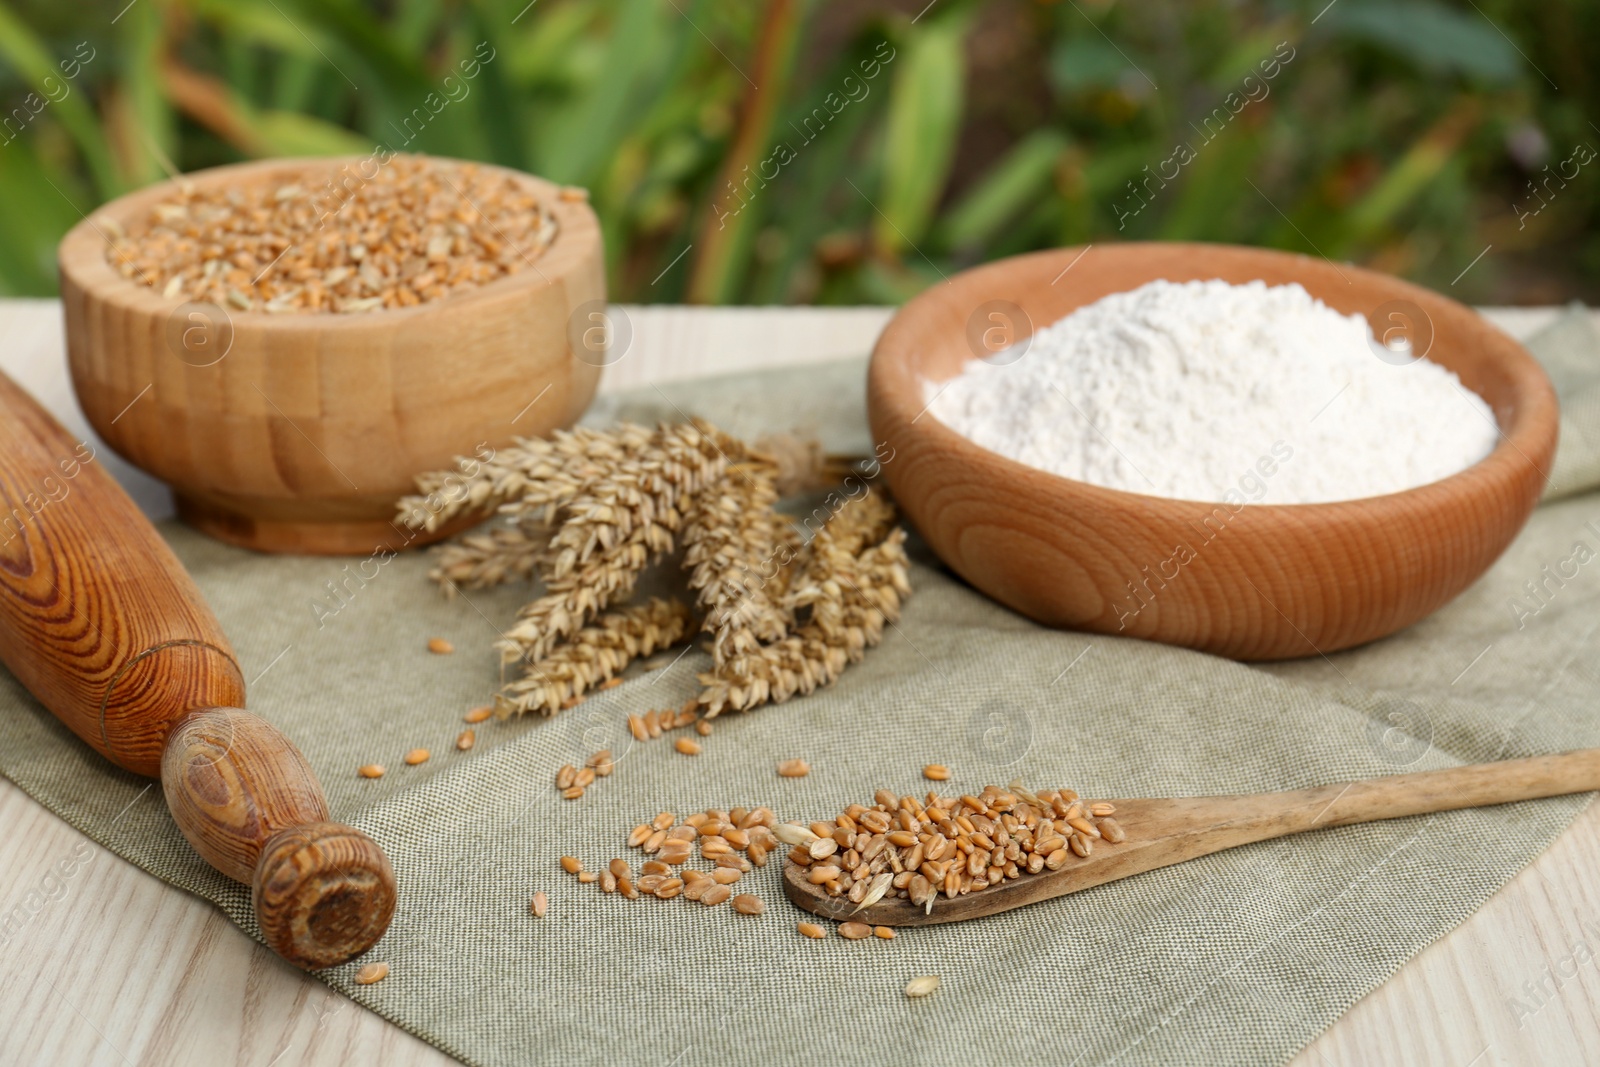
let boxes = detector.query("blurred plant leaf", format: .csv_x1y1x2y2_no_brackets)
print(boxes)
0,2,120,195
1341,99,1481,248
876,11,966,255
1322,0,1521,85
687,0,810,303
0,133,83,292
161,59,370,157
939,128,1068,251
533,0,674,184
1049,35,1132,95
191,0,342,61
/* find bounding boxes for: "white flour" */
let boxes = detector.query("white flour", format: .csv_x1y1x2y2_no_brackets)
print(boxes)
926,279,1499,504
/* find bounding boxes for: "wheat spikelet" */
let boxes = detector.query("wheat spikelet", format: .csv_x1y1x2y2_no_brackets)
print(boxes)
496,421,727,664
397,423,657,534
497,597,693,717
696,490,910,716
427,518,547,593
683,453,797,667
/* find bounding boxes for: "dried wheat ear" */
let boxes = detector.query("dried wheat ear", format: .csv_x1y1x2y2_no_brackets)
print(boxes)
397,420,911,718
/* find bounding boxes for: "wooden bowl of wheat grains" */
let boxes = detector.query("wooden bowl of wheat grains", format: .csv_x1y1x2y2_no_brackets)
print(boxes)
868,242,1559,661
59,155,604,555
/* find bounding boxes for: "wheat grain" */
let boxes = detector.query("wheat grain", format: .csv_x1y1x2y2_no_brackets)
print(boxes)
108,156,559,314
354,962,390,985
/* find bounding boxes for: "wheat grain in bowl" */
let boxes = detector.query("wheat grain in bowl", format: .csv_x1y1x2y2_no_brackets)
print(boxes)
103,154,559,314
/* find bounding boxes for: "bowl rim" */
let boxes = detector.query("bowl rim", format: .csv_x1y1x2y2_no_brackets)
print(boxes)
869,241,1559,513
58,153,599,327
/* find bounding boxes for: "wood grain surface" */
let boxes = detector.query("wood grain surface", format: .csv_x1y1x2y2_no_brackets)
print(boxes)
0,302,1596,1066
786,750,1600,927
868,244,1559,660
58,157,605,555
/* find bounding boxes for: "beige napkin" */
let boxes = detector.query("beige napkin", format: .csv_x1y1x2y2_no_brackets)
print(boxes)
2,307,1597,1066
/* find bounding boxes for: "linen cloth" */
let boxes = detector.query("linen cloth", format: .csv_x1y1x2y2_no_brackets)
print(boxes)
2,308,1598,1066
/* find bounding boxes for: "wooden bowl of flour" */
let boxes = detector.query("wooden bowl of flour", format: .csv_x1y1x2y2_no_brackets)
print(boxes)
867,243,1558,660
60,156,604,555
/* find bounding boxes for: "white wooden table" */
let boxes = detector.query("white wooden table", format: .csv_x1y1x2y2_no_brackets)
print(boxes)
1,301,1596,1067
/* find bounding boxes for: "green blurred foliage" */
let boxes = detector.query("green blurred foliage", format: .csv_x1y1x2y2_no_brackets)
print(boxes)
0,0,1593,304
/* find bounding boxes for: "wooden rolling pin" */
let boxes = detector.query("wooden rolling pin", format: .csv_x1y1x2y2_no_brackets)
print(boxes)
0,370,395,969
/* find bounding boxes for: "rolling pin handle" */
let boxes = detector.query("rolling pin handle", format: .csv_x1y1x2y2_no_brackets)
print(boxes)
161,708,396,969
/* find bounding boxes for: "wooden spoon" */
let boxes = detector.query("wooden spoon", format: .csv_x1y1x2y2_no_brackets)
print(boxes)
783,750,1600,926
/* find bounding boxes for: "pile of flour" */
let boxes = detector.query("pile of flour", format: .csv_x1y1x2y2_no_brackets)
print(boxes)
925,279,1499,504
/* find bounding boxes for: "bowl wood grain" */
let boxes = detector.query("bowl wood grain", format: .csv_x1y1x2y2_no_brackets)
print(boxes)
867,243,1559,660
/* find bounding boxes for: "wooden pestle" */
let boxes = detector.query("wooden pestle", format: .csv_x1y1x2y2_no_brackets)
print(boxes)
0,370,395,969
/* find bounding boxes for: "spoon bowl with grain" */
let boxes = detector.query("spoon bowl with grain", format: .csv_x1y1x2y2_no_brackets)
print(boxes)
782,750,1600,926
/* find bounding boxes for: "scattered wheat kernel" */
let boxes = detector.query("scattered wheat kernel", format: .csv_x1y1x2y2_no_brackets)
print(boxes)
1090,802,1116,816
599,677,622,690
732,894,765,915
595,759,615,777
695,720,713,737
798,922,826,939
600,871,617,893
427,638,453,655
627,825,651,848
644,829,667,853
777,758,810,778
610,858,632,878
577,871,597,884
574,767,597,788
530,891,549,917
561,786,585,800
559,856,583,875
655,878,683,899
456,729,475,751
651,812,676,831
354,962,390,985
556,765,577,790
628,715,648,742
587,749,613,768
675,738,702,756
905,975,940,998
711,867,741,885
839,922,872,940
404,748,429,765
701,885,732,907
747,842,769,867
874,926,896,940
357,764,385,779
641,860,671,876
923,764,951,781
464,706,493,724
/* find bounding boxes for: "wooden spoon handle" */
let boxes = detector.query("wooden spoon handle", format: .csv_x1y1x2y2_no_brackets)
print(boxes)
0,370,394,968
1288,749,1600,829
